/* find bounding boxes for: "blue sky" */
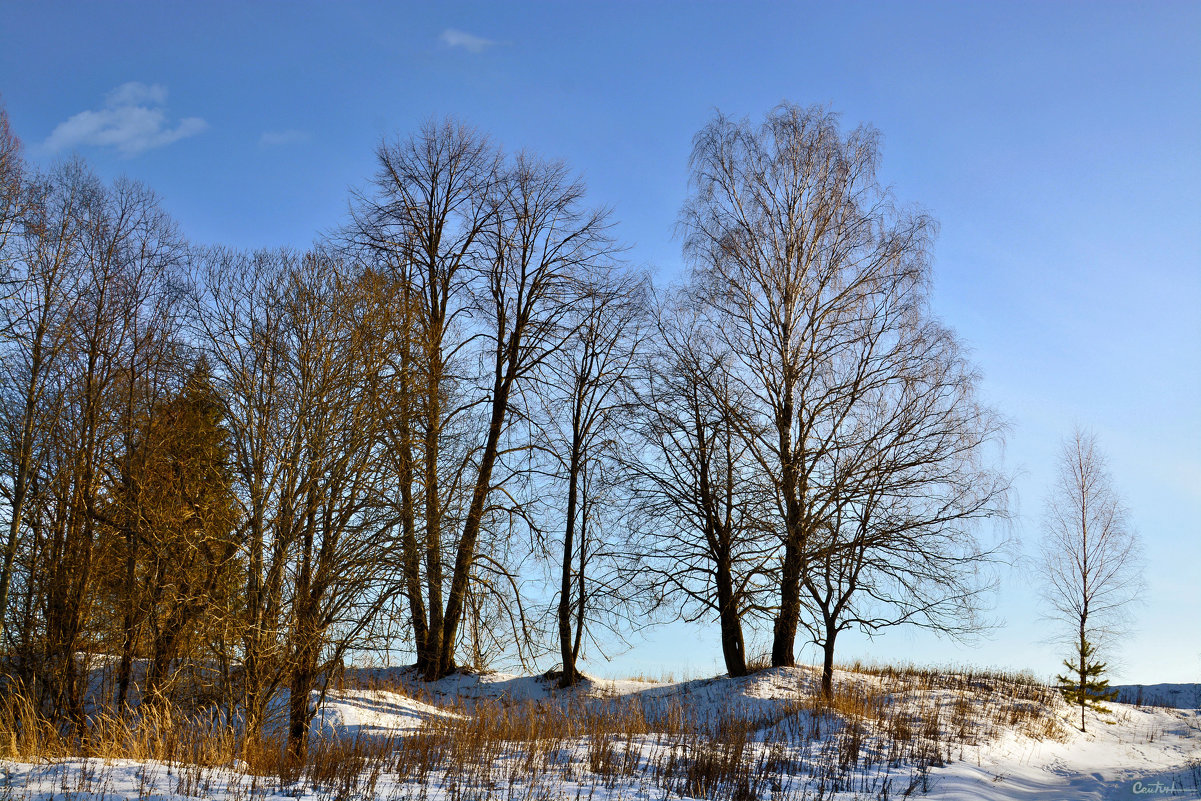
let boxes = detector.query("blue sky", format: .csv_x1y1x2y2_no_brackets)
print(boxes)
3,1,1198,683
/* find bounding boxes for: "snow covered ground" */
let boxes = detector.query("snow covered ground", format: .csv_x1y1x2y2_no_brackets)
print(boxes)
1,666,1197,800
928,703,1199,799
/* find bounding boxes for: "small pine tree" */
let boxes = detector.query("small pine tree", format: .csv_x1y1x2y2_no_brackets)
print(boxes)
1056,636,1118,732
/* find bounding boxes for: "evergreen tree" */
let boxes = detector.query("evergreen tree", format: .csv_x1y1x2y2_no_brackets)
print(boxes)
97,358,240,706
1056,635,1118,732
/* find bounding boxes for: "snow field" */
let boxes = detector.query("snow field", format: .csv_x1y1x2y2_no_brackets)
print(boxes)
0,665,1196,800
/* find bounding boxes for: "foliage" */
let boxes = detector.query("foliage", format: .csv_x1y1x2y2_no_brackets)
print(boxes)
1056,637,1118,717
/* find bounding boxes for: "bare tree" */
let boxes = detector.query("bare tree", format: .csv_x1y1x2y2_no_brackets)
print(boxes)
436,151,616,680
0,103,24,271
1040,428,1142,731
191,247,297,738
347,124,616,679
539,269,647,686
272,253,399,756
194,248,401,754
798,316,1010,696
628,297,775,678
2,166,185,725
345,119,498,679
0,163,86,642
681,103,940,667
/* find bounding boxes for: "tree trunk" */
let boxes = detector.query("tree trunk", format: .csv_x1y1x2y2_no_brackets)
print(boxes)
288,496,319,760
421,382,446,681
146,632,179,705
116,616,136,710
0,470,29,642
772,536,802,667
115,524,139,711
558,439,582,688
243,492,266,739
287,556,320,763
437,360,515,679
0,317,48,639
771,393,803,669
706,533,744,677
717,600,746,678
572,493,586,665
821,624,838,699
287,653,316,763
1078,618,1087,732
398,443,428,672
63,490,96,731
772,439,805,668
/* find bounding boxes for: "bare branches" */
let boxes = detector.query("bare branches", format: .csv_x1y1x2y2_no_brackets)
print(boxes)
1041,429,1142,639
439,149,618,680
680,103,979,672
0,159,187,724
798,318,1011,693
627,293,777,677
537,267,649,686
0,105,1029,747
0,104,25,274
344,122,622,680
1040,428,1143,730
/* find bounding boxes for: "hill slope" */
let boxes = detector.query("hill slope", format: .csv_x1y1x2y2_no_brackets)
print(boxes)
1,665,1197,800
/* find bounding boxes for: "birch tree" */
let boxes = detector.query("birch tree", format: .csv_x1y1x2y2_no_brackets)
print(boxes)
1040,428,1142,731
681,103,939,667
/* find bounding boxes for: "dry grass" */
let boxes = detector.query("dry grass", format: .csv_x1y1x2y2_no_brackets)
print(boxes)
0,662,1073,800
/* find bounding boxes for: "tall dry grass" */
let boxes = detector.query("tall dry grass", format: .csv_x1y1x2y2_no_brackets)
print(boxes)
0,663,1074,801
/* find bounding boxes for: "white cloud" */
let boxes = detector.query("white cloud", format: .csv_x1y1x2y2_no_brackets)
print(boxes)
43,82,207,158
260,129,310,147
105,82,168,108
439,28,499,53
